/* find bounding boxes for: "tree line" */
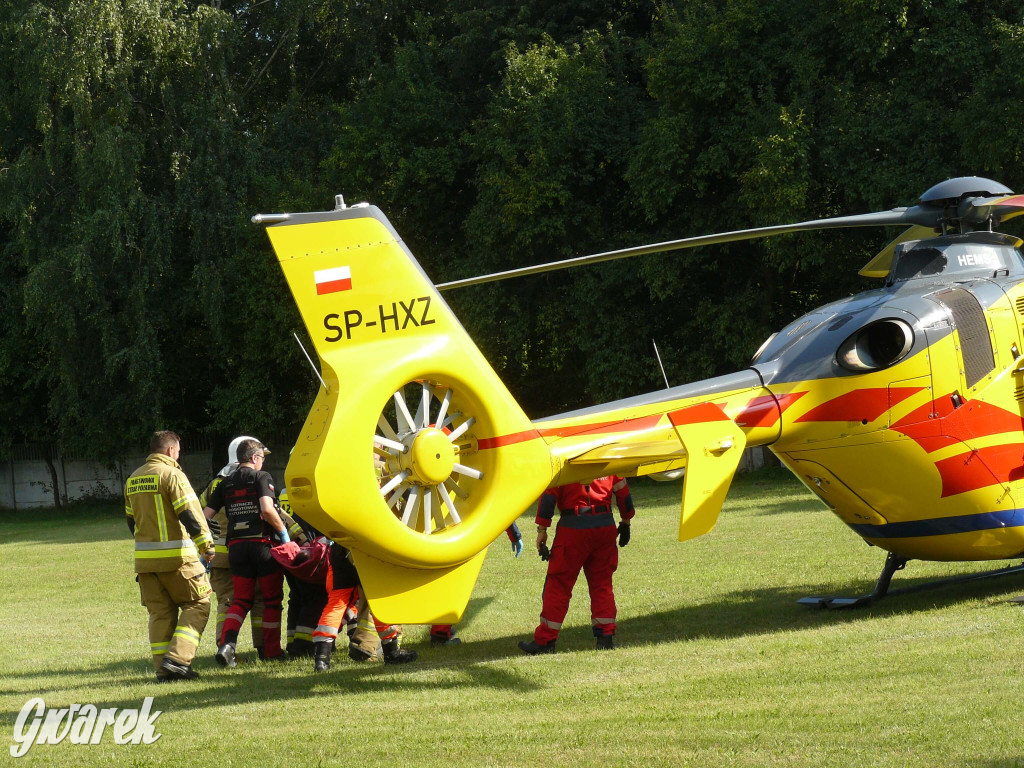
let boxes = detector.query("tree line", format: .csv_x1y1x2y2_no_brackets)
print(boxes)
2,0,1023,461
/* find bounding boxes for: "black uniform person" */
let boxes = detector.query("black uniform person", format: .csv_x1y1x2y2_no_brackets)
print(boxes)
203,438,290,665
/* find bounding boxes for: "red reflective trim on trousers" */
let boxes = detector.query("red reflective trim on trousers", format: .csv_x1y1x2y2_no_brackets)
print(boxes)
534,524,618,644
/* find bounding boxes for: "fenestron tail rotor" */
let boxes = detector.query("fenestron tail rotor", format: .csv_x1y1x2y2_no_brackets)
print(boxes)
374,380,484,536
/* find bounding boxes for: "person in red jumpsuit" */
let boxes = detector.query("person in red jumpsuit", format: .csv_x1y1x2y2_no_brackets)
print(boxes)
518,476,634,654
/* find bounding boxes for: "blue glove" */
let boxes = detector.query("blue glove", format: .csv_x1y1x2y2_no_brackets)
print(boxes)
512,537,524,558
278,529,291,544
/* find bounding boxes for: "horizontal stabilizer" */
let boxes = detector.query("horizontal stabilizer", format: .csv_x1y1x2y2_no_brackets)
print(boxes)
351,548,488,625
567,439,686,465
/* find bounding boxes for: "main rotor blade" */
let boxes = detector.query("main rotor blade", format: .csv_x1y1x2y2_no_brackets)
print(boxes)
436,209,919,291
859,225,938,278
960,194,1024,226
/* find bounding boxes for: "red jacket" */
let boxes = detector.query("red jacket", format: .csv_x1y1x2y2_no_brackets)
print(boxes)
535,476,635,530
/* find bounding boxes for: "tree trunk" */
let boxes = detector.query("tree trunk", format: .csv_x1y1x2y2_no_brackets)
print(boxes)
43,449,63,509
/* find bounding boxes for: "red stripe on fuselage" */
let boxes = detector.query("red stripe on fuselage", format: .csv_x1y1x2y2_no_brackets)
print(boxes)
538,414,664,439
668,402,728,427
477,414,664,451
733,391,806,429
935,443,1024,497
477,430,542,450
795,387,922,423
891,397,1024,453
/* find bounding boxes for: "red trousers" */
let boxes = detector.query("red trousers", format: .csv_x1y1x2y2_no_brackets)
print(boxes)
534,524,618,644
221,540,284,658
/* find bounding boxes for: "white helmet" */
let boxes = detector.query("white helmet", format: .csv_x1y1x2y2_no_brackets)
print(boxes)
219,435,262,477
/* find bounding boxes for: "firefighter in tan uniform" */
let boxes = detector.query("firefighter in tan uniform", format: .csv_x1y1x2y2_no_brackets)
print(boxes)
125,430,215,682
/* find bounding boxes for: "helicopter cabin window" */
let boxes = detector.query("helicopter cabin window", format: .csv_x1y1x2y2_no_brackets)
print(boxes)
890,239,1024,283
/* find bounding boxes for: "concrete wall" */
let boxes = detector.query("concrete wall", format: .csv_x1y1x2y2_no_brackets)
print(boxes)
0,446,769,510
0,451,290,510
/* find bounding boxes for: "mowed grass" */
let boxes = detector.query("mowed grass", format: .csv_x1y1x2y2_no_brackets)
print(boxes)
3,469,1024,767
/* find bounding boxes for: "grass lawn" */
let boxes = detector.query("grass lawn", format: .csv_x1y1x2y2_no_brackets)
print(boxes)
3,468,1024,767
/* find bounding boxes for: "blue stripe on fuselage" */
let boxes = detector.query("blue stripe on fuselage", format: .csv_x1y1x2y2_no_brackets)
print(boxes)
849,509,1024,538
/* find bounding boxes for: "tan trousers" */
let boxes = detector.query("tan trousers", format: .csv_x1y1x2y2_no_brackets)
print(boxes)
210,566,264,648
348,592,404,660
139,569,212,672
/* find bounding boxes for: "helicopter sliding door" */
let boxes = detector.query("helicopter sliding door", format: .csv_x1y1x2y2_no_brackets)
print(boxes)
910,285,1023,558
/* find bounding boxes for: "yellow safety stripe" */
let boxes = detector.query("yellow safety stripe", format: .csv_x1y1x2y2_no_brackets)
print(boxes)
172,492,198,511
193,532,212,551
134,547,196,560
215,544,228,554
172,626,202,645
155,494,168,542
200,476,222,508
293,630,313,642
151,641,170,655
288,522,302,537
125,505,134,517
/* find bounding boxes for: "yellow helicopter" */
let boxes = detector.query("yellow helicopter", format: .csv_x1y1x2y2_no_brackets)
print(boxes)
254,176,1024,622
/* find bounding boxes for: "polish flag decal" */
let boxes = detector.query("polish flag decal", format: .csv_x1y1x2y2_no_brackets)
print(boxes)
315,266,352,295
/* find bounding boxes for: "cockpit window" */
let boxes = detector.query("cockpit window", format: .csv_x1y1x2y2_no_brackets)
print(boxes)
891,240,1023,282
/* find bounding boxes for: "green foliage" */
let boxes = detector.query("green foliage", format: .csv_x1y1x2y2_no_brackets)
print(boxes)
3,0,1024,453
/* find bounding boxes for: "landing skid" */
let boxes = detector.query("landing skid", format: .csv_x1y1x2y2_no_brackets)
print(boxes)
798,553,1024,609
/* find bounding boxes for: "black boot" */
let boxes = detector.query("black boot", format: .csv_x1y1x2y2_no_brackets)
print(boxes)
288,639,315,658
595,635,615,650
160,657,199,680
518,639,556,655
313,640,333,672
215,641,237,668
382,637,417,664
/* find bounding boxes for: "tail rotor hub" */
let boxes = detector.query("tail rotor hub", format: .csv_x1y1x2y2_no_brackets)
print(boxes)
405,428,455,486
374,380,485,535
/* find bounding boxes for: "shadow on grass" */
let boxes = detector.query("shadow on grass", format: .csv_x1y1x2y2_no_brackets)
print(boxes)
3,562,1024,717
0,648,545,722
624,562,1024,647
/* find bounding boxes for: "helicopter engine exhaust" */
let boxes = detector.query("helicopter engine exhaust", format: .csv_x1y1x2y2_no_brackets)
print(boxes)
836,319,915,372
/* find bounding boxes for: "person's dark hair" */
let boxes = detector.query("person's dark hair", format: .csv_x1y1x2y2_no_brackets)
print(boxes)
150,430,181,454
236,438,265,463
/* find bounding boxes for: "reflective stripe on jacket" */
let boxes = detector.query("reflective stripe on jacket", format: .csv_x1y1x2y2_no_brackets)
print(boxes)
126,453,211,574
